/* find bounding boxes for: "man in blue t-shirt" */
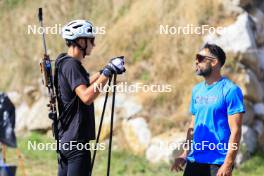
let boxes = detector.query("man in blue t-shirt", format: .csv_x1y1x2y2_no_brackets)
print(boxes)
171,43,245,176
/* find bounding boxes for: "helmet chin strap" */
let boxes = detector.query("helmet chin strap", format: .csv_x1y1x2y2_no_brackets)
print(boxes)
73,39,87,58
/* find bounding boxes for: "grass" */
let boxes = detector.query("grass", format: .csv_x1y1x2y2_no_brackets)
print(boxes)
233,151,264,176
4,132,264,176
5,132,178,176
6,132,57,176
1,0,24,9
93,149,178,176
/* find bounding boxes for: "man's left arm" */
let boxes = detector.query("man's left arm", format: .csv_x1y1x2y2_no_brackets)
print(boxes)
217,113,243,176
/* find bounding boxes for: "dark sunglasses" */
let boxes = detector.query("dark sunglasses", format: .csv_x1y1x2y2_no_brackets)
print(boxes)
196,54,217,63
88,38,95,46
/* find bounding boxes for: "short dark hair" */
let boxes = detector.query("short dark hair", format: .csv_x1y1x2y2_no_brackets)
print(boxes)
202,43,226,67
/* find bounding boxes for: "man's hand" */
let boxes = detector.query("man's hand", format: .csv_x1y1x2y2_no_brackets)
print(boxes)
171,155,187,172
217,163,232,176
171,116,194,173
102,56,126,77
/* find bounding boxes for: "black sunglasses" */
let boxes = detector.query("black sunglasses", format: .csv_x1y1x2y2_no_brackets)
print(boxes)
88,38,95,46
196,54,217,63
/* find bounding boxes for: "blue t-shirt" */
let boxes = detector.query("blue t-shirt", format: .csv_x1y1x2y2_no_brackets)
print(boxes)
187,77,245,165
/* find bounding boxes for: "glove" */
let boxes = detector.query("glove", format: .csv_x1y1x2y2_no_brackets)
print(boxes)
102,56,126,77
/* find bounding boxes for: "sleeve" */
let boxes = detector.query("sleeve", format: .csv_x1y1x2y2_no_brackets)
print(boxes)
189,89,196,115
225,86,246,116
62,60,89,91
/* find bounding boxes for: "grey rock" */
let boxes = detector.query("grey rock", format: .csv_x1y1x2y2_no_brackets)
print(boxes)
27,97,52,131
146,129,186,164
236,125,257,165
15,102,30,132
121,117,152,155
253,120,264,152
237,51,262,80
249,9,264,46
204,13,257,53
253,103,264,120
94,93,143,140
234,69,264,103
243,100,255,125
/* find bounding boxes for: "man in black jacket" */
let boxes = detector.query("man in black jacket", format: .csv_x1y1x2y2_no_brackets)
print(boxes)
56,20,126,176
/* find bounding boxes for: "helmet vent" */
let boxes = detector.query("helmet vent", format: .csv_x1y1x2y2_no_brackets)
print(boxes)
87,27,92,33
73,24,83,29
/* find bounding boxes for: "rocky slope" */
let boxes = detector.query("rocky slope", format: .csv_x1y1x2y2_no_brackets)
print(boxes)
1,0,264,166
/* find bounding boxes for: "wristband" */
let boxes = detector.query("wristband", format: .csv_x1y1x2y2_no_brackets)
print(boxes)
102,68,112,77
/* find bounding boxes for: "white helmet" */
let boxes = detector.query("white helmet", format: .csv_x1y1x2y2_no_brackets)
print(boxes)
62,20,95,40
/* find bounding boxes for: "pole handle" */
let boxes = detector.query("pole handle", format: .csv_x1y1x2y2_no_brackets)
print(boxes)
38,8,42,22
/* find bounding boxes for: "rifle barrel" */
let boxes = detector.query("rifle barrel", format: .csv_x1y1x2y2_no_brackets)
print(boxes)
38,8,47,55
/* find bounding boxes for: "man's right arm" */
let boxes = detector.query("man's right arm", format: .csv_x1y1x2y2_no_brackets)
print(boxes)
171,115,194,172
74,56,126,105
75,74,109,105
181,115,194,157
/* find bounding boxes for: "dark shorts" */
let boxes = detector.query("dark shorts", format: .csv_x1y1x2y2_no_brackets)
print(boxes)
58,142,91,176
183,160,221,176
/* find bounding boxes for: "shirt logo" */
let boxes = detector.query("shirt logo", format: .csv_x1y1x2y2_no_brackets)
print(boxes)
195,96,218,105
